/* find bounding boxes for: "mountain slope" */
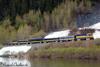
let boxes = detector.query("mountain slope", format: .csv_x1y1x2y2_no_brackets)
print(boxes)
76,3,100,27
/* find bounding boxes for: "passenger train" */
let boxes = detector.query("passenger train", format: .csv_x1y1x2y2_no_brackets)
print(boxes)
4,33,94,46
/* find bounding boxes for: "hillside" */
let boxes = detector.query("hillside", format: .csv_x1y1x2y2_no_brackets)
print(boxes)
77,2,100,27
0,0,99,44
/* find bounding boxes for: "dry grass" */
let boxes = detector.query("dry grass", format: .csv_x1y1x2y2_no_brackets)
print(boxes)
28,40,100,60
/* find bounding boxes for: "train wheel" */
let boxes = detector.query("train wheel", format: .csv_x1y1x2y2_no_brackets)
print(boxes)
90,38,94,40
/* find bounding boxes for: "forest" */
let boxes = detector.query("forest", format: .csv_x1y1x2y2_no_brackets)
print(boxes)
0,0,97,44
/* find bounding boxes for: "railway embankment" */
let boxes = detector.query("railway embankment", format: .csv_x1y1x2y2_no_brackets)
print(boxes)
27,40,100,60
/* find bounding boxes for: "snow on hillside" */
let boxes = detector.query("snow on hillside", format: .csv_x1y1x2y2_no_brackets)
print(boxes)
93,30,100,39
0,45,31,56
79,22,100,39
44,30,70,39
88,22,100,39
77,4,100,27
89,22,100,29
45,22,100,39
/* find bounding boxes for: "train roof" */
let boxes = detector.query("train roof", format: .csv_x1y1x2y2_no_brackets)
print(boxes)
75,34,87,36
44,36,74,40
44,38,59,40
29,36,74,41
28,38,43,41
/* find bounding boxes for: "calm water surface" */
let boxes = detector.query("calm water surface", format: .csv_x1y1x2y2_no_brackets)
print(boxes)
0,57,100,67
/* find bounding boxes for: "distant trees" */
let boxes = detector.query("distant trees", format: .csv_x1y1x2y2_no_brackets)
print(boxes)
79,28,95,34
0,0,93,25
17,24,32,40
0,0,64,25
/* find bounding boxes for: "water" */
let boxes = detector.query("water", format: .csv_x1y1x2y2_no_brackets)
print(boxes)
31,59,100,67
0,57,100,67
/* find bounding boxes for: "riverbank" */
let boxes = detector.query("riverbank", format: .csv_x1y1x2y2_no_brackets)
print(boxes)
28,40,100,60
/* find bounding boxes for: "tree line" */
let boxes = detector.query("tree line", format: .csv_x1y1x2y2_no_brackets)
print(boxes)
0,0,64,25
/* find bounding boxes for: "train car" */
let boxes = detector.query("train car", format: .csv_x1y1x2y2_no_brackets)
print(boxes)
17,40,29,45
86,33,94,40
43,36,75,43
5,40,29,46
28,36,75,44
75,34,94,41
28,38,44,44
59,36,74,42
43,38,59,43
6,41,18,46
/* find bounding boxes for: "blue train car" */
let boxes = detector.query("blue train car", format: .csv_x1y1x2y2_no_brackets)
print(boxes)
28,36,75,43
28,38,44,44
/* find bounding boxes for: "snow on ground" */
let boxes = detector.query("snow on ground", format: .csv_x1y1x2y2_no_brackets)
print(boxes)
93,30,100,39
78,22,100,39
89,22,100,39
44,23,100,39
44,30,70,39
0,45,31,56
89,22,100,29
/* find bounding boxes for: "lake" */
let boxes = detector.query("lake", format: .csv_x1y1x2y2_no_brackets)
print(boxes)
0,57,100,67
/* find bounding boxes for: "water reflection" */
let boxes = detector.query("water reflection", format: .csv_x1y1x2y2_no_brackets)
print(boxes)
30,59,100,67
0,57,100,67
0,57,31,67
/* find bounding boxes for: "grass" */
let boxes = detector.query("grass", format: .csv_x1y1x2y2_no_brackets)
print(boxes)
0,44,3,49
28,40,100,60
29,47,100,59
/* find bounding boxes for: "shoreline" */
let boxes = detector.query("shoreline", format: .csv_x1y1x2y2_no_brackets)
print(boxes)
27,40,100,60
0,40,100,61
28,47,100,60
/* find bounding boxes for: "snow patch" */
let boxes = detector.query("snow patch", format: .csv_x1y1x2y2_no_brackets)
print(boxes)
93,30,100,39
78,22,100,39
89,22,100,29
89,22,100,39
0,45,31,56
44,30,70,39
